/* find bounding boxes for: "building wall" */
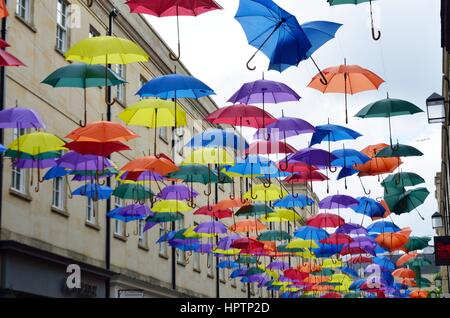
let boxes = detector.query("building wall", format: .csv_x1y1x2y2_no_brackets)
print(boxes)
0,0,318,298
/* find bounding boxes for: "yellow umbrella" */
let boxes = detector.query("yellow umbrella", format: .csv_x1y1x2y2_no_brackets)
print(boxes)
286,239,319,249
294,250,316,259
65,36,149,65
322,258,342,269
212,248,241,255
183,226,216,239
182,148,235,165
151,200,192,213
244,184,285,202
8,132,66,155
330,274,352,291
259,208,302,222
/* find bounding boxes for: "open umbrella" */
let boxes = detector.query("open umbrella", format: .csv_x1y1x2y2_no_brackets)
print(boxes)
0,107,45,129
66,121,139,143
65,141,130,157
206,104,276,128
0,47,25,67
72,183,113,200
126,0,222,60
306,213,345,228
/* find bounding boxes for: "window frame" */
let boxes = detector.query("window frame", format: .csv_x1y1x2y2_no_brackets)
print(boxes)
113,64,126,104
10,128,29,196
85,197,99,228
158,223,169,259
207,253,214,279
138,218,148,250
56,0,70,53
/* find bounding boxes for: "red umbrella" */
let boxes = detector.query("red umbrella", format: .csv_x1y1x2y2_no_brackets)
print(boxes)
348,256,372,264
206,104,277,128
283,269,308,282
126,0,222,61
64,141,131,156
277,160,318,173
320,233,353,244
0,39,10,49
0,48,25,67
340,246,368,256
322,292,342,298
230,237,264,250
245,140,296,155
193,205,233,219
285,171,328,182
306,213,345,228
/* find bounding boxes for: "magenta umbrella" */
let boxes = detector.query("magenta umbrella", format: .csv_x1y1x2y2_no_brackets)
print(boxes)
0,107,45,129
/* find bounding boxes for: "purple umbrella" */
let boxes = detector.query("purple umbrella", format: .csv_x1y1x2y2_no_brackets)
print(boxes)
267,261,290,271
336,223,368,235
288,147,337,168
217,234,241,250
14,158,56,169
106,204,152,223
0,107,45,129
157,184,199,200
253,116,315,140
318,194,359,210
71,174,109,182
56,151,112,171
194,243,214,253
194,221,228,234
228,79,301,140
246,274,267,283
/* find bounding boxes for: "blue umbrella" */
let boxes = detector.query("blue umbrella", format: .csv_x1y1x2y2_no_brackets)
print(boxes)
341,266,359,278
0,144,6,153
106,204,152,223
226,155,276,175
43,166,72,180
217,260,240,269
185,128,249,150
274,194,314,208
351,197,386,219
234,0,312,72
331,149,371,168
72,183,113,200
302,21,343,58
349,278,365,291
294,226,329,241
372,256,396,271
312,243,343,257
336,167,359,180
367,221,401,234
230,268,248,278
310,124,362,146
156,230,178,243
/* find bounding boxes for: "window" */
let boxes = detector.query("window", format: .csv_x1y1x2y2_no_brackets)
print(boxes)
11,128,27,194
193,222,201,272
241,281,247,292
113,65,126,102
113,197,124,237
176,218,185,265
159,223,168,257
139,75,147,100
16,0,31,23
219,268,226,283
231,277,237,288
207,253,214,278
138,219,147,248
56,0,69,52
159,127,168,143
89,25,100,38
52,176,65,210
86,197,97,225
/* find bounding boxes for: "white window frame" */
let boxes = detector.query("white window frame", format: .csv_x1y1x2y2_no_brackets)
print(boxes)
176,218,186,265
86,197,97,225
207,253,214,278
219,267,226,284
159,223,168,258
159,127,168,143
56,0,69,53
138,219,148,248
113,64,126,103
16,0,31,23
113,197,125,237
51,175,65,210
10,128,28,195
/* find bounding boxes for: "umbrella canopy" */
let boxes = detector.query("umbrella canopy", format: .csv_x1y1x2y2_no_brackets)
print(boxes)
66,121,139,143
244,184,285,201
294,226,329,241
185,128,248,150
118,170,165,182
107,204,152,222
72,183,113,200
320,233,352,244
257,230,291,241
331,149,370,167
168,164,219,184
120,155,179,175
64,141,130,157
56,152,112,171
157,184,198,200
306,213,345,228
234,0,312,72
396,252,418,267
392,268,416,279
0,48,26,67
355,143,402,176
384,187,430,215
65,36,149,65
288,147,338,168
0,107,45,129
235,203,273,217
375,231,409,251
152,200,192,213
8,132,66,155
194,221,228,234
381,172,425,188
284,170,329,182
182,148,235,165
254,117,315,140
336,222,367,235
229,219,267,232
273,194,314,209
318,194,359,209
351,197,386,218
245,140,296,155
228,79,301,104
206,104,276,128
310,124,362,146
375,144,423,158
402,236,431,252
113,183,154,201
193,206,233,219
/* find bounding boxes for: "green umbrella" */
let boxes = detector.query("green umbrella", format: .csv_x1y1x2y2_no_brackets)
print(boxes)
246,267,265,276
113,183,153,202
381,172,425,189
4,149,61,160
415,277,432,288
235,203,273,217
146,212,183,223
319,281,341,286
344,292,362,298
384,187,429,215
327,0,381,40
168,164,218,184
404,257,432,268
355,97,423,147
42,63,126,126
236,256,258,264
375,144,423,158
311,268,335,276
403,236,431,252
72,167,118,176
257,230,291,241
277,243,305,253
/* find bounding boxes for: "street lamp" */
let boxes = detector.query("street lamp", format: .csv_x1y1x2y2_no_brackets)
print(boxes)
432,211,443,230
426,93,447,124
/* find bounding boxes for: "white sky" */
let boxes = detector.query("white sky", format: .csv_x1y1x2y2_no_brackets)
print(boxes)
141,0,442,236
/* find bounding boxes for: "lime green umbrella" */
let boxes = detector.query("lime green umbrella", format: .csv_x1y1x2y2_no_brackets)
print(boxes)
403,236,431,252
42,64,126,126
375,144,423,158
355,96,423,147
381,172,425,188
113,183,153,201
257,230,291,241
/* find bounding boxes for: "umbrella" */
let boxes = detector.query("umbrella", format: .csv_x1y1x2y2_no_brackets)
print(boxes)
8,132,66,155
392,268,416,279
43,166,71,180
107,204,152,236
113,183,153,202
72,183,113,200
157,184,198,201
0,47,25,67
396,252,418,267
308,59,384,123
372,256,395,270
229,219,267,233
120,155,179,175
244,184,285,201
0,107,45,129
126,0,222,60
56,152,112,171
186,128,248,150
318,194,358,209
66,121,139,143
384,187,430,216
351,197,386,219
235,203,273,217
245,140,296,155
64,141,130,157
257,230,291,241
288,148,337,169
327,0,381,41
375,143,423,158
381,172,425,188
168,164,218,184
193,206,233,219
234,0,312,71
336,222,367,235
206,104,277,128
402,236,431,252
367,221,401,234
267,261,290,271
260,208,301,223
403,257,432,268
194,221,228,234
254,116,315,142
310,123,362,146
65,35,149,106
42,63,126,125
355,96,423,147
320,233,352,244
409,290,429,298
273,194,314,209
287,239,319,249
375,231,409,252
306,213,345,228
152,200,192,213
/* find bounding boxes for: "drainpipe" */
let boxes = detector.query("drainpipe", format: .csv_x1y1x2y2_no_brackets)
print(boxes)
0,0,8,232
215,171,219,298
105,6,119,299
171,127,176,291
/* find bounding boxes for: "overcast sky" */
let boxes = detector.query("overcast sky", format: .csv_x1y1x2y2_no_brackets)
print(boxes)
141,0,442,237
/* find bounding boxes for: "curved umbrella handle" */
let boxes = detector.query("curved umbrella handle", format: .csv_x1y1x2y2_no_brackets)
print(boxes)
250,185,258,200
278,156,290,172
246,57,257,71
310,56,328,85
229,181,236,200
262,175,271,188
329,165,337,173
169,43,181,61
371,27,381,41
358,176,371,195
133,221,139,236
34,182,40,193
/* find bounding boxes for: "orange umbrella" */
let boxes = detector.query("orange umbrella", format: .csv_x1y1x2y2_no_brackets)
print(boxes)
228,219,267,233
371,199,392,221
399,278,417,287
214,198,250,210
66,121,139,142
355,143,402,177
120,154,179,175
396,252,418,267
308,59,384,123
297,262,322,273
311,284,335,292
410,290,428,298
392,268,416,279
375,231,409,252
303,275,330,284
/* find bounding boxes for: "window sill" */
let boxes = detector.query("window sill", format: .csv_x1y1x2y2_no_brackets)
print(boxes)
55,47,68,59
15,14,37,33
51,206,69,218
220,279,226,284
207,274,215,279
9,188,32,202
193,268,201,274
159,253,169,260
138,243,149,252
159,136,169,145
177,261,186,267
85,221,100,231
114,233,127,242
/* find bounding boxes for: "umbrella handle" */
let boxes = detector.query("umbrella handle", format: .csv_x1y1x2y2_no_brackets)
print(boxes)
369,0,381,41
34,182,40,193
204,184,212,196
169,9,181,61
310,56,328,85
133,221,139,236
329,165,337,173
87,0,93,7
185,251,192,264
250,186,258,200
262,178,271,189
98,178,106,186
229,181,235,200
246,57,257,71
279,156,289,172
390,143,400,151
